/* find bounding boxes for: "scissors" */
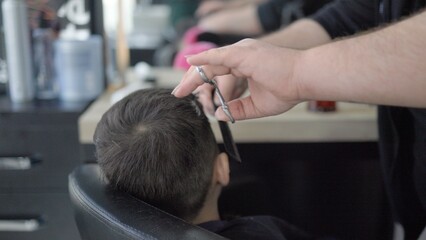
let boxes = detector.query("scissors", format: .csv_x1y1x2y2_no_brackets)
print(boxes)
195,66,241,163
196,66,235,123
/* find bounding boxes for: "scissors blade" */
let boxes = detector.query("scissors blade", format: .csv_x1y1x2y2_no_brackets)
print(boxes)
218,120,242,163
213,83,235,123
211,89,241,163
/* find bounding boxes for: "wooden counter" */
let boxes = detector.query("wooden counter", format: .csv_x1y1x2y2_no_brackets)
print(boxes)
78,68,377,144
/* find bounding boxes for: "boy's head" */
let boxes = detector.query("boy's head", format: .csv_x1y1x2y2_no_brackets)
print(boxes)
94,89,229,222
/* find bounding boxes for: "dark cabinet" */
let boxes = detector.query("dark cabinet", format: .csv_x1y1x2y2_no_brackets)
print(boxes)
0,193,80,240
0,97,90,240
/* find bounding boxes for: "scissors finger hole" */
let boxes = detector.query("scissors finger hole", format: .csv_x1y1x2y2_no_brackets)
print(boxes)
195,66,214,84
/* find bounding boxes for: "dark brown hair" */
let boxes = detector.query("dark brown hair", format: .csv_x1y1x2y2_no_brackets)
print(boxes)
94,88,219,221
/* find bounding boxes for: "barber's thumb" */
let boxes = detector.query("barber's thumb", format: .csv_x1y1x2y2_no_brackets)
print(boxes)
214,99,248,122
198,91,215,115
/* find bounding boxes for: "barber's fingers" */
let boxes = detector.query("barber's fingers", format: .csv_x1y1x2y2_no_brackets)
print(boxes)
173,40,255,98
214,96,259,121
173,64,233,98
195,84,215,115
195,75,246,116
212,75,247,106
187,40,253,69
215,94,298,122
221,76,248,100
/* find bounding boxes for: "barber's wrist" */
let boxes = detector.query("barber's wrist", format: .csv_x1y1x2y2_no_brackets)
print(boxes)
291,49,311,103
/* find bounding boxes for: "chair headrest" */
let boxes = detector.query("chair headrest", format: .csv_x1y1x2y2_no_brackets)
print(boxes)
68,164,226,240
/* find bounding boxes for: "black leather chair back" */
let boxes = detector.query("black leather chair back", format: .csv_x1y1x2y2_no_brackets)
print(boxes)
68,164,226,240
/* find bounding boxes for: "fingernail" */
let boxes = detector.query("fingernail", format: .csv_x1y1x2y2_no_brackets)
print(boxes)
184,55,194,59
172,84,180,95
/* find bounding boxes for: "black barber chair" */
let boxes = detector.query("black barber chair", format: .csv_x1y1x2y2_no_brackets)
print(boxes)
68,164,226,240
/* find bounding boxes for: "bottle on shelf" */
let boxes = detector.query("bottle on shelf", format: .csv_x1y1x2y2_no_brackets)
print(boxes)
308,101,337,112
2,0,35,102
32,11,59,99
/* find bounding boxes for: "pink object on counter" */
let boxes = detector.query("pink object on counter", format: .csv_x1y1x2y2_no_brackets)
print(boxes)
173,41,218,70
182,26,204,45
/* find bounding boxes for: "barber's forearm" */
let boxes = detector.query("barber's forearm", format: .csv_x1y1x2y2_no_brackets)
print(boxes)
297,10,426,107
260,19,332,49
199,4,263,35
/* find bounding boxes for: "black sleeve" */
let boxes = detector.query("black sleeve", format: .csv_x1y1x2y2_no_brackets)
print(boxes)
310,0,379,39
257,0,333,33
257,0,290,32
301,0,333,16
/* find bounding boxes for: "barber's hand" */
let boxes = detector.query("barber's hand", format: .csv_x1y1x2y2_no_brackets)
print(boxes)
196,0,227,18
173,39,303,121
195,75,247,116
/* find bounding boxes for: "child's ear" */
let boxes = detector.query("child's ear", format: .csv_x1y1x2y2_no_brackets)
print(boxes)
214,152,230,186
